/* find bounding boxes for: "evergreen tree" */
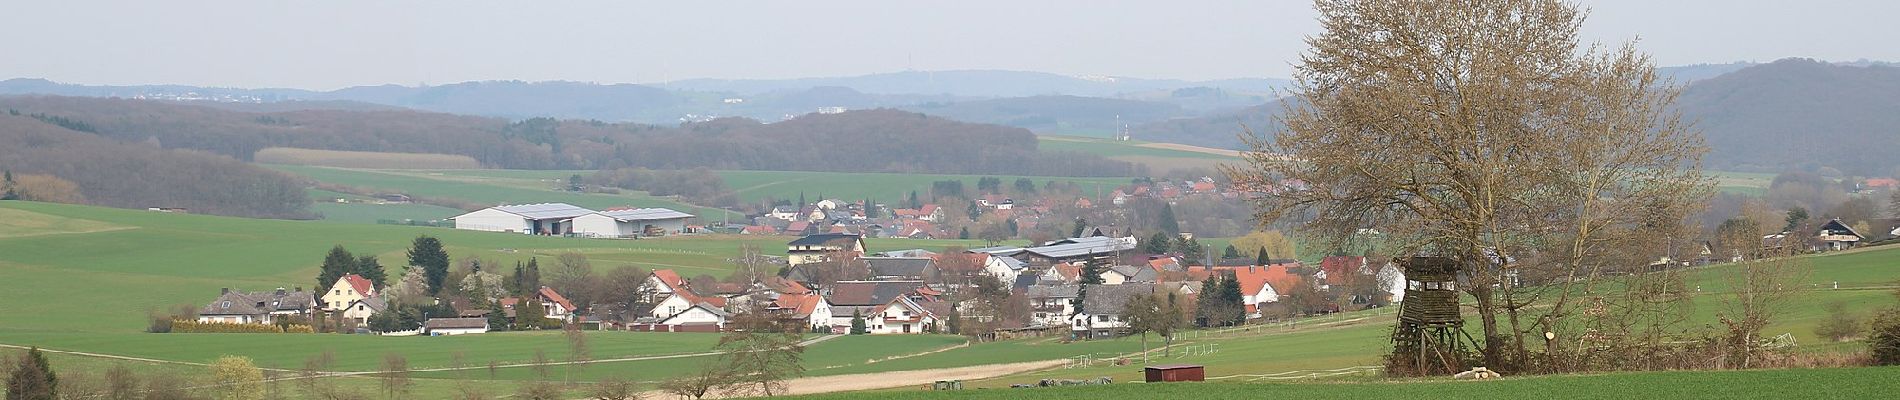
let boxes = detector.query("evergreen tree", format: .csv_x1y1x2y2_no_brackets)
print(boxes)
863,197,876,218
1157,203,1181,235
849,310,867,334
798,192,806,207
7,346,57,400
1006,219,1019,236
1145,232,1174,254
510,262,527,294
908,190,921,209
487,301,510,331
946,304,961,335
1072,257,1108,311
407,236,450,295
958,227,971,240
524,258,542,292
354,255,387,289
1,170,16,201
1071,217,1089,238
1223,245,1240,259
1218,275,1245,325
1178,237,1206,264
967,202,983,219
1257,247,1272,266
317,245,355,293
1196,277,1222,327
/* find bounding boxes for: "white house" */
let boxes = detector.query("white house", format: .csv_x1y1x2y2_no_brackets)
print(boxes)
1069,284,1155,338
1027,284,1078,327
786,234,866,266
450,203,595,235
867,296,949,334
321,274,377,312
571,208,695,238
502,287,577,322
339,297,388,328
772,293,834,332
197,287,316,325
658,303,730,330
423,317,489,335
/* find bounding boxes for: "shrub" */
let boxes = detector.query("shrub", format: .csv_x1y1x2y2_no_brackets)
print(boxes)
1870,307,1900,365
1814,301,1863,342
169,320,314,334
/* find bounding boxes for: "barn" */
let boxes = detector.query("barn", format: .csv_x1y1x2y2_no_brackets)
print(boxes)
571,208,696,238
450,203,595,235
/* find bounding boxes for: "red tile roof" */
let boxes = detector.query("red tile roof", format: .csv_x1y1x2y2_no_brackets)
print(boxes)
1320,256,1368,285
1232,265,1300,298
341,274,375,295
774,293,823,317
538,286,576,312
652,270,687,292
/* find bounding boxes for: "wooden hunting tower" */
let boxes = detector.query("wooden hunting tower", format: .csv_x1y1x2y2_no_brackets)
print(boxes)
1391,256,1475,375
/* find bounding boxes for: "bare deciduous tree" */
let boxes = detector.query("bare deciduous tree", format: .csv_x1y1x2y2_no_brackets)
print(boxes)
1229,0,1713,373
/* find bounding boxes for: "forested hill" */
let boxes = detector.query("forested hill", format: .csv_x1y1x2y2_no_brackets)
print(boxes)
1676,58,1900,176
0,112,311,218
1124,59,1900,176
0,96,1139,177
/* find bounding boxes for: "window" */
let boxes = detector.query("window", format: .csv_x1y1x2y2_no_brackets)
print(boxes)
1097,315,1110,322
334,289,340,295
222,301,231,308
902,311,913,317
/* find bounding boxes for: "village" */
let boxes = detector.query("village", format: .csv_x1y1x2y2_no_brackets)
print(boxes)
184,174,1881,341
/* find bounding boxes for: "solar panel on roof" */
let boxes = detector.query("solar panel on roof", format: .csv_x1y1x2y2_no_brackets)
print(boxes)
491,203,595,220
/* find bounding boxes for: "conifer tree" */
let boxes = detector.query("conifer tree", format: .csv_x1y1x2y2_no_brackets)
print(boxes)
317,245,355,292
6,346,57,400
1157,203,1180,235
1223,245,1240,259
407,236,450,295
850,310,867,334
354,255,387,289
1256,247,1272,266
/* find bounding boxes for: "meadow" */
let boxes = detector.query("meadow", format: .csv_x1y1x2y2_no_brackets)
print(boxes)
791,366,1900,400
253,147,483,169
2,199,1896,397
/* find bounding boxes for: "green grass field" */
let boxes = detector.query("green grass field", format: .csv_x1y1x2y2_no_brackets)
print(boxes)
715,170,1134,205
792,366,1900,400
267,165,732,220
2,198,1896,397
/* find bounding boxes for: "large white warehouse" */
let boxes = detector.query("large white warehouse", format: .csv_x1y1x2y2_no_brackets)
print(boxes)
450,203,595,235
571,208,696,238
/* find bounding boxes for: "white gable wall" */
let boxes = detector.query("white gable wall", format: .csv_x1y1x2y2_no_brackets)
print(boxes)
452,208,532,233
572,213,634,238
664,307,725,327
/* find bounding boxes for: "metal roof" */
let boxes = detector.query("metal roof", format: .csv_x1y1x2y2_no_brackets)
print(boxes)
1023,236,1137,259
596,208,695,221
486,203,595,220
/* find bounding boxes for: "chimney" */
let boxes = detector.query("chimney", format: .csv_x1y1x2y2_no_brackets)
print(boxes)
221,287,230,295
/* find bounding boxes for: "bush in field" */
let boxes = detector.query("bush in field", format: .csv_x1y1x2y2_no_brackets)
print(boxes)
1871,306,1900,365
169,320,311,334
1814,301,1863,342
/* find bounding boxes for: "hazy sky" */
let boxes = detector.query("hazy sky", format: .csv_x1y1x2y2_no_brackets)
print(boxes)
3,1,1895,90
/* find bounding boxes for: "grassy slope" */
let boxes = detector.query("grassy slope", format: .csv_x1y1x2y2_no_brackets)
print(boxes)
791,366,1900,400
0,201,1010,374
267,165,730,219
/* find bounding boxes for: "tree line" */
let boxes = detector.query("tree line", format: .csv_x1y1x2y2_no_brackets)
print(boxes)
0,112,312,219
0,97,1142,177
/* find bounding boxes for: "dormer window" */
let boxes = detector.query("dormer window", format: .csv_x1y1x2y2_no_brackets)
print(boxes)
222,301,231,308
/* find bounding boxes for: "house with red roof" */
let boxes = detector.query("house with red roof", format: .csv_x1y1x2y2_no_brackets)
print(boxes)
1232,266,1294,314
321,273,377,312
499,286,577,322
866,296,951,334
770,293,834,332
